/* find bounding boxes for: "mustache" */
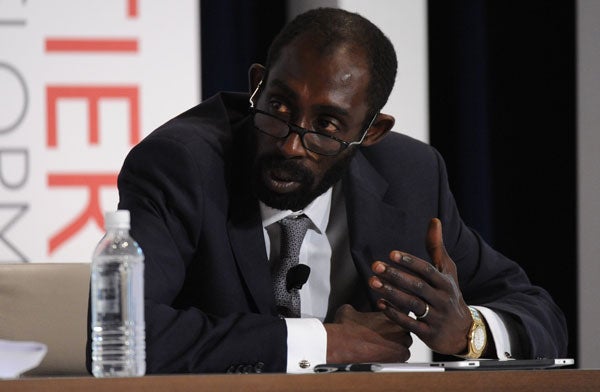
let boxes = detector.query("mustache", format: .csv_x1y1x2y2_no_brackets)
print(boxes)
259,155,313,182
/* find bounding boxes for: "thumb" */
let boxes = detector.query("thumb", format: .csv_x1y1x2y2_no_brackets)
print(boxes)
334,304,357,323
426,218,446,271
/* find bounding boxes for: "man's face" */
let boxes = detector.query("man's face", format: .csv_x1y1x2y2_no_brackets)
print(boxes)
251,36,372,211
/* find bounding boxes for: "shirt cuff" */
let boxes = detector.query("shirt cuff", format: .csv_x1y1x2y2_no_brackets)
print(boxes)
474,306,513,360
285,318,327,373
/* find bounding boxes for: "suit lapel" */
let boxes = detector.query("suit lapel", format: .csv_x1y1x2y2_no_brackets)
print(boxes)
344,152,409,305
226,119,276,315
227,191,276,315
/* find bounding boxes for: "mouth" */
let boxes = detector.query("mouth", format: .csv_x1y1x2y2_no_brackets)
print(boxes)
262,167,304,193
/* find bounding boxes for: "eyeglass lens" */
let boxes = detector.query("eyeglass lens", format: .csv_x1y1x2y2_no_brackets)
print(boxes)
254,112,342,155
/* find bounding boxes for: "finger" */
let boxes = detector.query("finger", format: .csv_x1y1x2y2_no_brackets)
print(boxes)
378,300,431,338
375,293,430,325
372,317,412,342
426,218,446,271
379,327,413,348
334,304,357,323
387,251,446,289
370,263,436,307
426,219,461,283
369,273,433,316
376,252,451,299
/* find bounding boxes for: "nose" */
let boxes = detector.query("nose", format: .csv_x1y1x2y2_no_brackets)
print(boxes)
278,131,306,157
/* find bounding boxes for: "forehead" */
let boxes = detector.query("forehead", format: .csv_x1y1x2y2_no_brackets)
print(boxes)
265,35,371,113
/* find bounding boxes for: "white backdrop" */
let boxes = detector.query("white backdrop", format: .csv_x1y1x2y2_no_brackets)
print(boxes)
0,0,199,263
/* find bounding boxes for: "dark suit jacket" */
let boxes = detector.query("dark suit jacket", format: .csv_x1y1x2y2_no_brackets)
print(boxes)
87,92,567,374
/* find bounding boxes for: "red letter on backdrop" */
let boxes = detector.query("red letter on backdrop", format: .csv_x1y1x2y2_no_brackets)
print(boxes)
47,173,117,254
46,86,140,147
45,38,138,53
128,0,138,18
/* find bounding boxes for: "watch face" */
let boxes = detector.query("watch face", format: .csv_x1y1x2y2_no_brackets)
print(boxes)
473,326,486,351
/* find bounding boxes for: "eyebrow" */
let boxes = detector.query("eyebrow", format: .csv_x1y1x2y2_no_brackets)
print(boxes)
271,79,298,100
269,78,352,119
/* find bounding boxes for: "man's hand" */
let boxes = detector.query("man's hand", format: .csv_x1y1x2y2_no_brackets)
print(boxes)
324,304,412,363
368,218,473,356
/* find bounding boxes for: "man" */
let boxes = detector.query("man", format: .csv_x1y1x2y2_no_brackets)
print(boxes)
87,8,567,374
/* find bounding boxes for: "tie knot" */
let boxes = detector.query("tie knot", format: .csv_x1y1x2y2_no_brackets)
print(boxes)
278,215,310,259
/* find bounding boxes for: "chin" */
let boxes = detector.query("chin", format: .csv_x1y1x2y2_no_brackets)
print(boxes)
256,186,316,212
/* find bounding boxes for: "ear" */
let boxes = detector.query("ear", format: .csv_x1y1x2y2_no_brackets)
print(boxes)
361,113,395,147
248,63,266,92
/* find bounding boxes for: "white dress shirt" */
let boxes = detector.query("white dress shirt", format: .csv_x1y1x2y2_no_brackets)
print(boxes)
260,186,514,373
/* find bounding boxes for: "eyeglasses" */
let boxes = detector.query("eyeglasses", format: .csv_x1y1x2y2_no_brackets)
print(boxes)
248,79,377,156
249,108,377,156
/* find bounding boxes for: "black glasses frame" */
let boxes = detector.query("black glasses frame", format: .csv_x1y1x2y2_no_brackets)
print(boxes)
248,81,377,156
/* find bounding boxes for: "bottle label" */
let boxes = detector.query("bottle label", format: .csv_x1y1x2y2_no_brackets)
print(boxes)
96,269,121,321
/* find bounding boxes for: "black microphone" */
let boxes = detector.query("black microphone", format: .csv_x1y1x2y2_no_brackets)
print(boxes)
286,264,311,291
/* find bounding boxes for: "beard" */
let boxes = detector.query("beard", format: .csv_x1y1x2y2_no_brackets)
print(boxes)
252,148,357,211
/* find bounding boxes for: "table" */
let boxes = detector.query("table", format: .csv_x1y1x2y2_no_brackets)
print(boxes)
2,370,599,392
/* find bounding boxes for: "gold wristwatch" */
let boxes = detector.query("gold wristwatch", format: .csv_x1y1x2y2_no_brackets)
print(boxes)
460,306,487,359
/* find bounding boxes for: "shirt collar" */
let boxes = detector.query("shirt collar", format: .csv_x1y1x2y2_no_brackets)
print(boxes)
259,187,332,235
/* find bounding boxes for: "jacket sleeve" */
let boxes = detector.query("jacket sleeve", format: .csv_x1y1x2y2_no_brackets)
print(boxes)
432,148,568,358
86,132,288,374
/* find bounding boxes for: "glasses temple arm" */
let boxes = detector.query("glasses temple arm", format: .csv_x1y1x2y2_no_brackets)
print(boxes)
249,80,263,108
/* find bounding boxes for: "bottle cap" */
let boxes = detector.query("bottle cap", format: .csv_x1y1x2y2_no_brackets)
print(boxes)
104,210,130,230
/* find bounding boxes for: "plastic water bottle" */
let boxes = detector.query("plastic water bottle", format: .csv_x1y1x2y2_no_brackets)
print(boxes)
91,210,146,377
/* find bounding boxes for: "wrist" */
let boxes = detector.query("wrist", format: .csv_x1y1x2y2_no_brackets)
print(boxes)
457,306,488,359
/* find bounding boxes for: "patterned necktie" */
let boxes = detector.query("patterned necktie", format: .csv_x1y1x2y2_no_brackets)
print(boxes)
272,215,310,318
